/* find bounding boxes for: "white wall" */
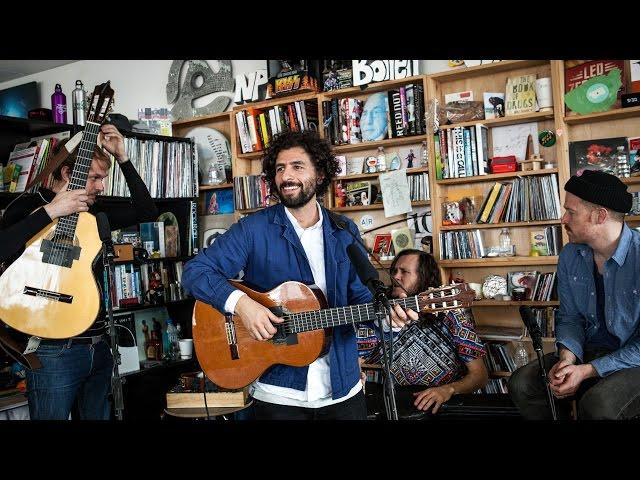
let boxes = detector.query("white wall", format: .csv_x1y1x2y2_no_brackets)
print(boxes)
0,60,267,120
0,59,451,120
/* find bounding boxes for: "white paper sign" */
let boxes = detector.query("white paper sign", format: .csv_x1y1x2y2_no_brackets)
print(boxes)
379,169,412,218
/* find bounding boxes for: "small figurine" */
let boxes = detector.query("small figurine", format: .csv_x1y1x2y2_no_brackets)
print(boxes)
147,270,165,305
406,149,416,168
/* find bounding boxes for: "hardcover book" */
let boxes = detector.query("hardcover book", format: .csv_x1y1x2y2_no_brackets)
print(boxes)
505,75,537,116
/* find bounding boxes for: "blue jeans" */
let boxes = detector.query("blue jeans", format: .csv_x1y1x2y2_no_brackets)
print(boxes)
26,340,113,420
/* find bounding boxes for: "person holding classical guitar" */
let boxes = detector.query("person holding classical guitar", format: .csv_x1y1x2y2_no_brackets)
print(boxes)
359,249,488,416
0,122,158,420
183,130,416,420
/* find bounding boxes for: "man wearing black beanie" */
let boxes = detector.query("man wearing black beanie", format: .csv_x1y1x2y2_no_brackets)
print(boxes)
509,170,640,420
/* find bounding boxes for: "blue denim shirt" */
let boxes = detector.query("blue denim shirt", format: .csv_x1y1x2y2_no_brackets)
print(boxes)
556,224,640,377
182,204,372,399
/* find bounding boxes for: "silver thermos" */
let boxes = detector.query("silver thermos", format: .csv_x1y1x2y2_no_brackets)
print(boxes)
72,80,87,127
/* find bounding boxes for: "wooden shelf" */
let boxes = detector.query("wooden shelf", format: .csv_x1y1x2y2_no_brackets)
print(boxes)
233,91,318,111
331,200,429,213
438,111,554,131
237,207,265,214
331,204,384,212
199,183,233,191
437,168,558,185
621,177,640,185
333,134,427,154
472,300,559,307
490,371,512,378
320,75,425,99
335,166,429,183
439,256,558,268
626,215,640,222
171,110,231,127
563,106,640,125
361,363,382,370
236,151,264,160
429,60,549,82
522,336,556,343
440,219,561,231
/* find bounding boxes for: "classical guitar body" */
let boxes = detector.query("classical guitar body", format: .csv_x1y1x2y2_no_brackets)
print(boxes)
0,212,102,339
193,280,328,390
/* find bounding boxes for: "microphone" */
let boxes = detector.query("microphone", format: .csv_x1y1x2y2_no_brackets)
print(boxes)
347,243,391,310
96,212,111,242
519,305,543,351
96,212,115,257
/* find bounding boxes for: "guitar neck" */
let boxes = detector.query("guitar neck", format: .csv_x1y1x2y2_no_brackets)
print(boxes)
285,295,465,334
56,121,101,236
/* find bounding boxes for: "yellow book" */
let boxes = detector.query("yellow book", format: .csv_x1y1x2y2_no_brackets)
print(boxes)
479,182,503,223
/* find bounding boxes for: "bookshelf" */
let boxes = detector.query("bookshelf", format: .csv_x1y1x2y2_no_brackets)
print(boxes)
426,60,564,360
317,75,435,282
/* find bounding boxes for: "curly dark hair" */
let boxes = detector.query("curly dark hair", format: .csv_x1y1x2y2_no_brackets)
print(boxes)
261,130,340,199
389,248,441,294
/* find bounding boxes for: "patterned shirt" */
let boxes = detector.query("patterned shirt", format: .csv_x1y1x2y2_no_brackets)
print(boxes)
359,309,486,386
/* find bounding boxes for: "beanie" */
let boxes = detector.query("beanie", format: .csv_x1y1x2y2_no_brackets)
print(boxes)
564,169,632,213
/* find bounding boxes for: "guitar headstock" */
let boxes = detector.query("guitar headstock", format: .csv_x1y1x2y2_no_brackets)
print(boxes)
86,81,114,124
416,283,475,313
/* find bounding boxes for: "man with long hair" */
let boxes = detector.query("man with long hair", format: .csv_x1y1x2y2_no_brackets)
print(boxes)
360,249,488,415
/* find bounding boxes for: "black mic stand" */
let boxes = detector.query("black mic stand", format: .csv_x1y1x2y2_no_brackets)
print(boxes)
531,334,558,421
102,237,124,421
371,281,398,421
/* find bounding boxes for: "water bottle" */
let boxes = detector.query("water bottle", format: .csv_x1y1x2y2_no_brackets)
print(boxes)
420,140,429,167
165,318,180,360
513,341,530,369
51,84,67,124
499,228,513,257
72,80,86,127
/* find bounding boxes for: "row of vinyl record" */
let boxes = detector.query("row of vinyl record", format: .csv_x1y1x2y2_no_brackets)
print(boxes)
104,136,197,198
439,229,486,260
235,100,319,154
322,84,427,146
523,307,557,338
483,342,518,373
476,378,509,394
474,174,562,224
106,260,188,310
233,174,270,211
434,125,490,180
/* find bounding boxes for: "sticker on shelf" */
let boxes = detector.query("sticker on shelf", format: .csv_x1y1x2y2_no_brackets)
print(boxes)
359,215,374,230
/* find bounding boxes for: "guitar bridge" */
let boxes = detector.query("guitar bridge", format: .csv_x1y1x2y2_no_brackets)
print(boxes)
225,313,239,360
23,286,73,303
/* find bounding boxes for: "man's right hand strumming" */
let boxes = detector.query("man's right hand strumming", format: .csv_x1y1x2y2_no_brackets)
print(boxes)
235,295,284,341
43,188,90,219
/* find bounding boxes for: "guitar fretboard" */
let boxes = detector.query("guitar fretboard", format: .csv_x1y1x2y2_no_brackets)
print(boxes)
54,121,101,240
283,292,463,334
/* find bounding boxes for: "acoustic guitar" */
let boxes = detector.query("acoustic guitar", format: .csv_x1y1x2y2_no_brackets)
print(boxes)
193,280,475,389
0,82,114,339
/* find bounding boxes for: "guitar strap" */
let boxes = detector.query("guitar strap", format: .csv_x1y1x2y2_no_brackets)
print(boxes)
0,131,83,370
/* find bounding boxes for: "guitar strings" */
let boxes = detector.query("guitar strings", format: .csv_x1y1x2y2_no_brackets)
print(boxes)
282,287,466,334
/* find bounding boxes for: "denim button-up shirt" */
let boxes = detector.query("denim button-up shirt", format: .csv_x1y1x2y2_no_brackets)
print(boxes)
556,224,640,377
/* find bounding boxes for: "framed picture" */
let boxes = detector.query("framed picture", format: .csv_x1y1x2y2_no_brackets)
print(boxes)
568,137,627,176
372,233,392,256
204,188,234,215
